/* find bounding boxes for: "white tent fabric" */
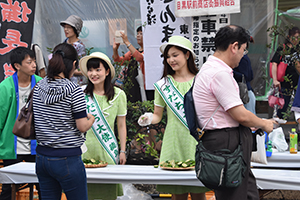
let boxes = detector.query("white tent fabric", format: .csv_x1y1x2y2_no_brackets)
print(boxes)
32,0,278,96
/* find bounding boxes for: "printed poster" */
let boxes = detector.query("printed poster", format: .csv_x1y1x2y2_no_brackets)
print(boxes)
0,0,36,82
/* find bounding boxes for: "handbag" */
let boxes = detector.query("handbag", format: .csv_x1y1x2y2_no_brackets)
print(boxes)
269,62,288,82
269,44,287,82
12,86,36,139
268,90,285,109
195,126,247,190
237,74,249,104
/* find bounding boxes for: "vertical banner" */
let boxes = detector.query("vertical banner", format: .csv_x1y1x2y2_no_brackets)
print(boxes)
140,0,192,90
175,0,240,17
0,0,36,82
192,14,230,68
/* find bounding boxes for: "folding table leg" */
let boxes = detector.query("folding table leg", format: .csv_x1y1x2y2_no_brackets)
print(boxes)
29,184,34,200
11,184,16,200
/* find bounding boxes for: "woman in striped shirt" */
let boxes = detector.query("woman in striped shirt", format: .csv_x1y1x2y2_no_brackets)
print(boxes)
33,43,95,200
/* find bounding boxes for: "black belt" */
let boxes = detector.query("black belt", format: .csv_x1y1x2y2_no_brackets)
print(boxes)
205,126,239,133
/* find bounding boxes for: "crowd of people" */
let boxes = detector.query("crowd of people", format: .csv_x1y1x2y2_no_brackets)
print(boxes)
0,12,299,200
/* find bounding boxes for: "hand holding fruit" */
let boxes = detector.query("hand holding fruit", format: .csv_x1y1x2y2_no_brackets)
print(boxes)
138,112,153,126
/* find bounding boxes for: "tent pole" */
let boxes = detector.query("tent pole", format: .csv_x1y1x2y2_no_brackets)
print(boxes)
257,0,279,101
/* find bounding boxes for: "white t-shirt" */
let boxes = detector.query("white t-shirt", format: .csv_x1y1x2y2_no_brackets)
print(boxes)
17,84,31,154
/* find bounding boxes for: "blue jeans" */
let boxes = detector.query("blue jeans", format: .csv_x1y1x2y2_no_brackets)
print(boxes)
36,153,87,200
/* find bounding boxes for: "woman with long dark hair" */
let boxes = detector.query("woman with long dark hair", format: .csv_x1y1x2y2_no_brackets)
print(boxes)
33,43,95,200
138,36,209,200
80,52,127,200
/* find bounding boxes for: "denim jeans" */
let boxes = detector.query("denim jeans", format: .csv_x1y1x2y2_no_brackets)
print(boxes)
36,153,87,200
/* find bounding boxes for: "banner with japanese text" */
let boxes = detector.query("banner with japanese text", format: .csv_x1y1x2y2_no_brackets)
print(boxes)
0,0,36,82
175,0,240,17
140,0,192,90
192,14,230,67
141,0,229,89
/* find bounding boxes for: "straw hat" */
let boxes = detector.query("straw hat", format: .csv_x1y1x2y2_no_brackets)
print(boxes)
60,15,83,35
79,52,115,79
160,35,196,59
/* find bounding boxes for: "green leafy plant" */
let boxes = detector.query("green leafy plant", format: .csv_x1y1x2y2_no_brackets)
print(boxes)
112,52,166,163
85,47,94,55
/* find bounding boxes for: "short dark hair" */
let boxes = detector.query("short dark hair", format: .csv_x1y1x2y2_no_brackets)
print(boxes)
10,47,35,71
285,26,300,44
47,43,78,80
72,26,79,37
161,45,198,78
214,25,250,51
288,26,300,37
84,58,115,102
137,26,142,33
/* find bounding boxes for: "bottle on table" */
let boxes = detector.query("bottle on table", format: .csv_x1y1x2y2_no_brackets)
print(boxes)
289,128,298,154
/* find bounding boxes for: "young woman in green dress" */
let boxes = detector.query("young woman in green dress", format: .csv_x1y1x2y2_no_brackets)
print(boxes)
138,36,209,200
79,52,127,200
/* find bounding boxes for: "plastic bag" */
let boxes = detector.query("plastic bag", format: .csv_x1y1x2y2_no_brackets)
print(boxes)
116,184,152,200
251,133,268,164
268,127,288,152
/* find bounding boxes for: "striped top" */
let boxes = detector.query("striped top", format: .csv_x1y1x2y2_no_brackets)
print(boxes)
33,77,87,157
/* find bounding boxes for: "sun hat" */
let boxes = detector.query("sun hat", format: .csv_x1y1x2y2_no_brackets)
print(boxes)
160,35,196,59
79,52,115,79
60,15,83,36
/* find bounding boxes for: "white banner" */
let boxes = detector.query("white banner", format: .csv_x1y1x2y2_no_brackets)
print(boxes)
140,0,192,90
141,0,231,89
192,14,230,68
175,0,240,17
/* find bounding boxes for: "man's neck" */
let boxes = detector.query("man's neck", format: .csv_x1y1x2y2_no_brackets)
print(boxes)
213,51,234,69
18,72,31,87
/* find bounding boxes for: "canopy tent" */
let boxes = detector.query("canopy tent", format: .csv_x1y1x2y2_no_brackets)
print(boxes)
29,0,278,93
2,0,297,96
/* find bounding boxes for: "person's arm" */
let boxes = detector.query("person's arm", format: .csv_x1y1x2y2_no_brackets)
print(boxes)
271,47,283,89
117,115,127,165
39,68,46,78
152,105,164,124
75,113,95,133
227,105,275,133
120,32,139,56
112,38,121,61
132,50,144,63
272,62,281,89
138,105,164,126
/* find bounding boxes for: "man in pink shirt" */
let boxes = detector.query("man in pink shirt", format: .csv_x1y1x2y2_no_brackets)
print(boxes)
193,25,275,200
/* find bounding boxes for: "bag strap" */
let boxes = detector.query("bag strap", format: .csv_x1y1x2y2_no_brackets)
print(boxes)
241,74,246,83
28,85,36,103
201,105,220,131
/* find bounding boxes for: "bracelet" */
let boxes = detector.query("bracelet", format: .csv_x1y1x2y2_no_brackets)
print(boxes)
126,43,131,48
120,150,126,154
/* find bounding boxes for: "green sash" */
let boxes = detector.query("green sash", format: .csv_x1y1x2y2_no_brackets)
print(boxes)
154,77,188,130
85,94,119,164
